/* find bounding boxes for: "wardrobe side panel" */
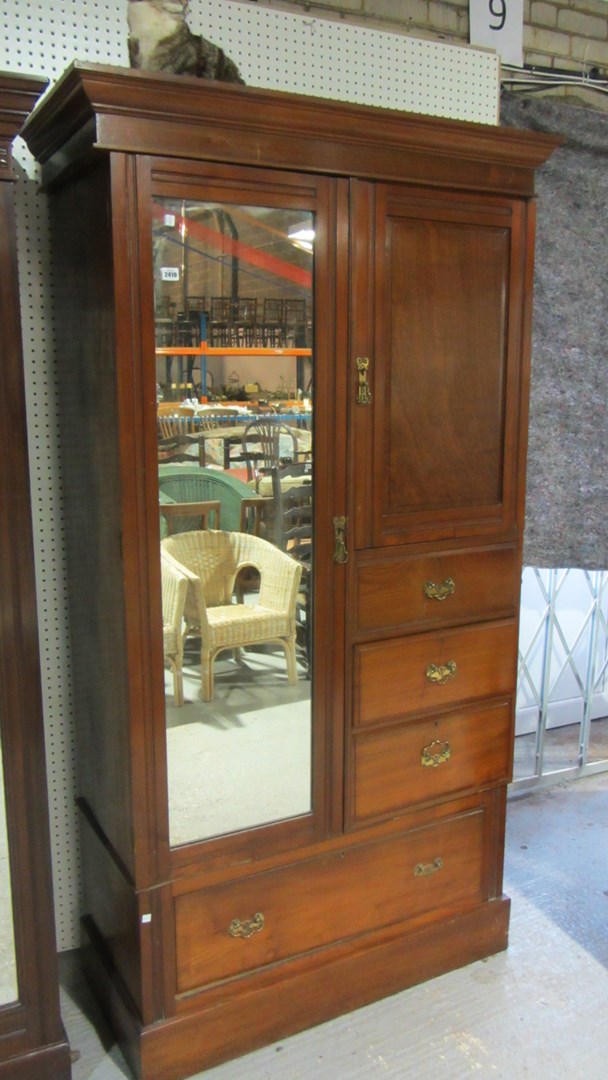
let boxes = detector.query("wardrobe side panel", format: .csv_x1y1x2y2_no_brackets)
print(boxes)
49,161,134,876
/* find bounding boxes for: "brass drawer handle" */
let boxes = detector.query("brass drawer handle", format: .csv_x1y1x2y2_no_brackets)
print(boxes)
228,912,265,939
421,739,452,767
423,577,455,601
425,661,457,685
413,856,444,877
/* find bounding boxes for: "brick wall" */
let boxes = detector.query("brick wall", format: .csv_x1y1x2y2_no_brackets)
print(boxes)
248,1,608,105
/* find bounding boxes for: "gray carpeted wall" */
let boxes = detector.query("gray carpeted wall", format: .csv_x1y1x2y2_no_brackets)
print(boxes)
500,94,607,571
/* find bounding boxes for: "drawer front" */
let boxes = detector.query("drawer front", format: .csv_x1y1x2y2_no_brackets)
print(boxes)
350,700,512,825
174,803,489,993
355,620,518,728
356,546,519,635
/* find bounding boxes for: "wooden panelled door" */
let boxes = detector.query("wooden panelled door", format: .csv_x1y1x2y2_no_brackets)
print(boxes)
351,180,527,552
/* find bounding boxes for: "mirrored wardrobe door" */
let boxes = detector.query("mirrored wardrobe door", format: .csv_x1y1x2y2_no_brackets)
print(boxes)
141,163,338,850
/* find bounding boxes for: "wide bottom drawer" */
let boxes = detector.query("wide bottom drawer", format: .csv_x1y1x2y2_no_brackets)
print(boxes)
349,699,513,825
174,799,492,994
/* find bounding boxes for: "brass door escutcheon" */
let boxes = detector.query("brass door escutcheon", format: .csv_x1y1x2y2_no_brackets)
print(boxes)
413,856,444,877
355,356,372,405
228,912,265,939
421,739,452,768
333,515,348,564
425,661,457,685
423,577,455,602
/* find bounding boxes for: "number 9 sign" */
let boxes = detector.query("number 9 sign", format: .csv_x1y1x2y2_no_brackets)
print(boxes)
469,0,523,67
489,0,507,32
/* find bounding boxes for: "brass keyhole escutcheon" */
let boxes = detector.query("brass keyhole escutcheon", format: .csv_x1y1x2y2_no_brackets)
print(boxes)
228,912,265,939
355,356,372,405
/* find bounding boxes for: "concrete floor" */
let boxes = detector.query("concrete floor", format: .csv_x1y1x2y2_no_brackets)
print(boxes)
513,717,608,781
62,772,608,1079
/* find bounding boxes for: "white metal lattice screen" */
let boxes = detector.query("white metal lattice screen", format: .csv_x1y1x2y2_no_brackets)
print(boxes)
515,568,608,788
1,0,498,949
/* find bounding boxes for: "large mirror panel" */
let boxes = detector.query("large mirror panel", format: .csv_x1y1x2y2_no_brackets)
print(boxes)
153,196,314,846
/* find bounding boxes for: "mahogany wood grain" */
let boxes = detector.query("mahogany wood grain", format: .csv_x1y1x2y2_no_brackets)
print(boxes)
328,176,351,836
355,620,519,727
23,63,560,197
356,544,519,636
80,886,509,1080
349,698,513,825
174,799,489,993
144,899,510,1080
367,186,526,548
388,221,506,507
48,160,140,875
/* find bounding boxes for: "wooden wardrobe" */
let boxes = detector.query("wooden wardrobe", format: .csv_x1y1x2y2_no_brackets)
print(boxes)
23,63,558,1080
0,72,72,1079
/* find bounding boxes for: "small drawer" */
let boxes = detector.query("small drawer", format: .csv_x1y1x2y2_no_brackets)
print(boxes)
356,546,519,635
174,801,490,994
349,700,512,825
355,620,518,728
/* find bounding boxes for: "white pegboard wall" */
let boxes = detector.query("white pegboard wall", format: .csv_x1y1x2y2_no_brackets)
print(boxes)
1,0,130,952
0,0,499,951
13,171,83,945
1,0,500,119
204,1,499,123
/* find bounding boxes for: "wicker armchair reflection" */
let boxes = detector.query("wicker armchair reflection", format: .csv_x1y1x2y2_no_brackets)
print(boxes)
161,530,302,701
160,550,191,707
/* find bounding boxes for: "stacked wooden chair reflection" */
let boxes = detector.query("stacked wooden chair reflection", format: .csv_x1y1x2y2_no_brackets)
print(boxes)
259,297,285,347
161,531,302,701
283,298,308,347
239,418,302,490
232,296,258,346
157,407,242,465
207,296,258,347
202,295,309,348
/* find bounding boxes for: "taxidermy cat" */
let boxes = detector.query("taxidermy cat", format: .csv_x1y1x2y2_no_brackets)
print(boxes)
127,1,245,83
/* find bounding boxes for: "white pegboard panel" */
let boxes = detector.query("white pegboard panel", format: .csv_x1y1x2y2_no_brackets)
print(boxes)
13,169,84,948
0,0,129,951
0,0,498,951
204,1,499,123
